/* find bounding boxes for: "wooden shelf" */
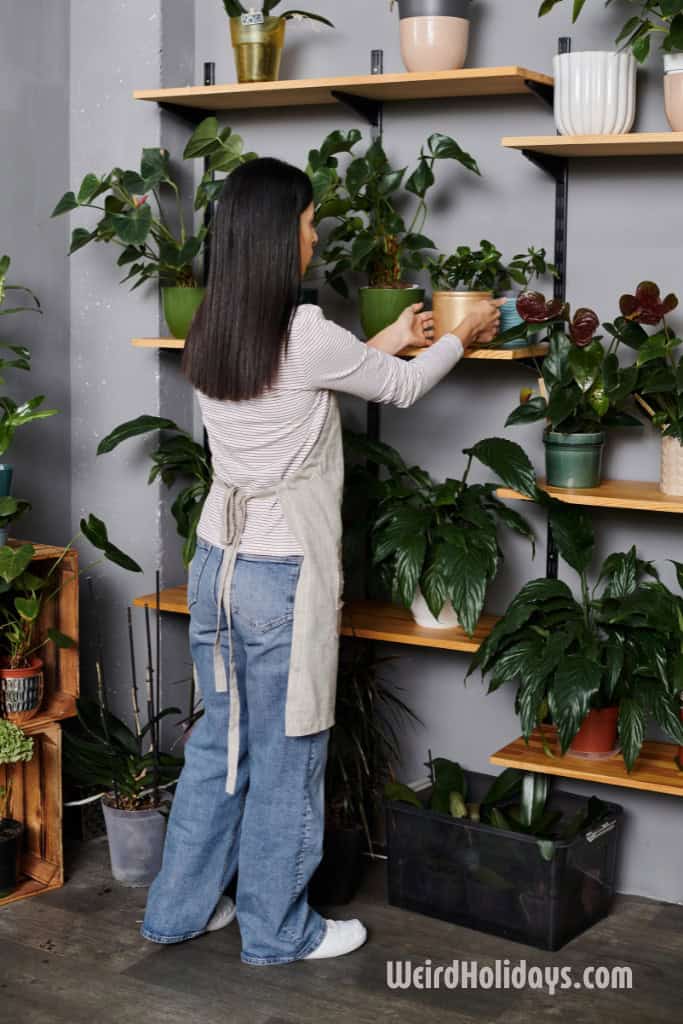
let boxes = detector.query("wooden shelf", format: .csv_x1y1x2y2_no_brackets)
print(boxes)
20,693,77,732
135,67,553,114
132,337,184,350
497,478,683,515
491,728,683,798
503,132,683,158
133,587,496,652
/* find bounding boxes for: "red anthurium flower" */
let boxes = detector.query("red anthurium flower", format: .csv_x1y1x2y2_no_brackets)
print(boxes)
133,194,149,209
619,281,678,325
569,307,599,347
516,290,568,324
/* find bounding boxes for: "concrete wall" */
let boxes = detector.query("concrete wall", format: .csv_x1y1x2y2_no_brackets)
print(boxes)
191,0,683,902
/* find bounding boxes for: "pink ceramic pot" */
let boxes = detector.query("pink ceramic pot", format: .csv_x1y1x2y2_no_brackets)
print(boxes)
664,55,683,131
396,0,471,73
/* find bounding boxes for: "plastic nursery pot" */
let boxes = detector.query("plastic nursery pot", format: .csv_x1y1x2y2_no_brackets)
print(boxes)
101,796,170,887
660,435,683,496
230,15,286,84
309,825,365,906
359,286,424,339
410,585,460,629
543,431,605,490
0,657,44,725
162,286,206,341
569,707,619,758
553,51,636,136
431,290,491,344
0,818,23,898
397,0,470,73
664,54,683,132
0,464,12,498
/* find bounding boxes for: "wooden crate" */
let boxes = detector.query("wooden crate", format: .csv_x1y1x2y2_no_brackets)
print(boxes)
0,720,63,906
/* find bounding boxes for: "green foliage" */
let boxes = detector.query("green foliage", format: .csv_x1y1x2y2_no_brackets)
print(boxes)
427,242,557,294
538,0,683,63
0,255,41,319
221,0,334,26
0,496,30,530
471,499,683,771
97,416,212,566
309,131,480,294
0,720,34,820
343,431,535,636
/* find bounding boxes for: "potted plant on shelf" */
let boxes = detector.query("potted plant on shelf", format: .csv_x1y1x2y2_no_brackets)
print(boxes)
504,292,642,489
389,0,472,73
343,431,536,633
222,1,334,84
309,641,420,906
52,124,256,339
318,133,480,336
0,720,33,898
470,499,683,768
610,282,683,496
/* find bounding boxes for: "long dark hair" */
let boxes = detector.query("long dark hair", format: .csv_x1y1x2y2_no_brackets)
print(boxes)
182,157,313,401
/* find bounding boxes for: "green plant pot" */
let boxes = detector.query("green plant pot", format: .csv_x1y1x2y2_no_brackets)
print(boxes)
544,431,605,489
162,287,206,340
359,286,425,340
0,464,13,498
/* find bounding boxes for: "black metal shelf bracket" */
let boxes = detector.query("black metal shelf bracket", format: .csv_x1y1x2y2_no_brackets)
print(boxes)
521,149,567,182
524,79,554,110
158,102,210,126
330,90,382,128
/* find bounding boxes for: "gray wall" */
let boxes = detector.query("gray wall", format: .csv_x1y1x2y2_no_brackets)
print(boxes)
192,0,683,902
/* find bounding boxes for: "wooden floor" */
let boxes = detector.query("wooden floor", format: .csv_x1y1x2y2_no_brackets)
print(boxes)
0,838,681,1023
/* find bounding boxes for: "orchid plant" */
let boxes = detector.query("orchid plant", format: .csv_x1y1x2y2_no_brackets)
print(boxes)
221,0,334,27
539,0,683,62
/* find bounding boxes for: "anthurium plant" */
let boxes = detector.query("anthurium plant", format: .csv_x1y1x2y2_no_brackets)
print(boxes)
539,0,683,63
222,0,334,26
343,431,536,635
469,500,683,771
313,132,480,295
504,291,642,434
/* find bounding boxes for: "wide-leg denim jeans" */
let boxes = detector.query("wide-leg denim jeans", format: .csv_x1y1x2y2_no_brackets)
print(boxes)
140,538,329,965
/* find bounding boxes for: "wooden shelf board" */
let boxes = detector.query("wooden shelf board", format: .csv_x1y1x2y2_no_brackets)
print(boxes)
133,587,496,652
0,874,62,908
497,478,683,514
132,337,185,350
491,729,683,797
401,343,548,360
135,67,553,112
503,131,683,158
18,693,77,734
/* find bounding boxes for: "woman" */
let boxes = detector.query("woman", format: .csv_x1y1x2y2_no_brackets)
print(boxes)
140,157,502,965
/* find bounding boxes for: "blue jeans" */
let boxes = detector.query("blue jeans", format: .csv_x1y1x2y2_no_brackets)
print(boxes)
140,539,330,965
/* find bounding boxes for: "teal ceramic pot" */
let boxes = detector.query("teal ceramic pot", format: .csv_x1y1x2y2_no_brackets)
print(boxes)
359,286,425,340
0,465,12,498
544,431,605,489
162,287,206,340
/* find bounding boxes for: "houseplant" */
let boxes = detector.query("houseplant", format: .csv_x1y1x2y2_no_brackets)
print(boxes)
0,497,30,547
504,291,642,488
0,255,41,319
96,414,212,566
390,0,472,73
52,124,255,338
317,133,480,335
343,431,536,633
0,720,33,898
470,499,683,768
610,281,683,495
309,641,420,906
222,1,334,84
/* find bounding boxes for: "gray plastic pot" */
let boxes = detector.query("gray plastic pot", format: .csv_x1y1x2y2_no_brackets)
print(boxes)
396,0,471,16
101,796,170,887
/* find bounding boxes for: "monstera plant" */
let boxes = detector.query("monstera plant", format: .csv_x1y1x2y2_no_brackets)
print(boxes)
539,0,683,63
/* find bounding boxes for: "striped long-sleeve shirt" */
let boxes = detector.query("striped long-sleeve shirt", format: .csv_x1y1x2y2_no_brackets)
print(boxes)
196,304,464,555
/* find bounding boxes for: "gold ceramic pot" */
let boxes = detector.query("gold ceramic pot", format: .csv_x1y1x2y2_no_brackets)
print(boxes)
230,16,286,83
432,290,492,341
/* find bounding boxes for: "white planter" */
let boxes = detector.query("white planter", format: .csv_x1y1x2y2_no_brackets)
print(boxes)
660,435,683,496
411,587,460,629
553,51,636,136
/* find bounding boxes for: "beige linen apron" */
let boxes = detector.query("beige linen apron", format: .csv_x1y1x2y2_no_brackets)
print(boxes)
205,394,345,794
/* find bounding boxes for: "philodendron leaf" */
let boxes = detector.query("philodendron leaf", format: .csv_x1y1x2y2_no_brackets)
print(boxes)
47,628,77,649
14,596,40,621
0,543,35,584
466,437,537,499
80,515,143,573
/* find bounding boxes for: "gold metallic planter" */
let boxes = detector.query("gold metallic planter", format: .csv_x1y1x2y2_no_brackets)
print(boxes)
230,16,286,84
431,290,492,342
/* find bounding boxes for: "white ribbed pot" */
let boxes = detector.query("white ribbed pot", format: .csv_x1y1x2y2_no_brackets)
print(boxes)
410,586,460,629
664,53,683,132
553,51,636,136
660,436,683,496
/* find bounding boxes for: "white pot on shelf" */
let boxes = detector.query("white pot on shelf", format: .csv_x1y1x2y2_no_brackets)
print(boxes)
410,586,461,629
553,51,636,136
660,435,683,496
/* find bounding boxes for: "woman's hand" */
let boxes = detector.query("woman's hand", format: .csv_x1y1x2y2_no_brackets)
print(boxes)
455,298,507,351
367,303,435,357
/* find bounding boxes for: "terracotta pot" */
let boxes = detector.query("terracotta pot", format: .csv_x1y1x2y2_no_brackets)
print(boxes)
660,435,683,496
432,290,492,343
0,657,44,724
569,707,619,757
664,54,683,131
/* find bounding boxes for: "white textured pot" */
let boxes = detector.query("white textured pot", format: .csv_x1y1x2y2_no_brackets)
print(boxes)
410,587,460,629
664,53,683,132
553,51,636,136
660,435,683,496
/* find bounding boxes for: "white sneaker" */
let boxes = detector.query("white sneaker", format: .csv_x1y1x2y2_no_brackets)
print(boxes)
303,918,367,960
205,893,237,933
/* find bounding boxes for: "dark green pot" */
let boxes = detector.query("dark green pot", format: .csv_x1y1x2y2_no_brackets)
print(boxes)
359,286,424,339
544,431,605,489
0,464,12,498
162,287,206,340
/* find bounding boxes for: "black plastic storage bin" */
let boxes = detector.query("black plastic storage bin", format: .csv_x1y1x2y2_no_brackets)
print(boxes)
385,771,622,951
